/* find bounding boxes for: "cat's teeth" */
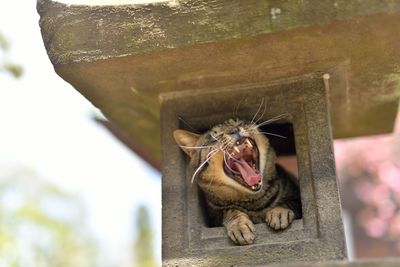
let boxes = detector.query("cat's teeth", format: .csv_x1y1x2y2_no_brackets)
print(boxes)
234,146,240,153
246,139,253,147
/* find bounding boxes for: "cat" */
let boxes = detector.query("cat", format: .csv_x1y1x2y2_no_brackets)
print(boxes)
173,118,302,245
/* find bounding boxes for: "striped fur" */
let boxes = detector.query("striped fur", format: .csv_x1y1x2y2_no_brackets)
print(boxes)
174,118,302,245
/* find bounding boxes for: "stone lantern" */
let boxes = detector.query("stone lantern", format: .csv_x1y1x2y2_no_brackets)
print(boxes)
37,1,400,266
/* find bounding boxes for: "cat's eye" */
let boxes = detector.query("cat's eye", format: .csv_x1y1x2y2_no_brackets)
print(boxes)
210,132,220,140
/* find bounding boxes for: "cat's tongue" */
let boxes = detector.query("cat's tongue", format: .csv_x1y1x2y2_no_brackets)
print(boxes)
233,158,261,186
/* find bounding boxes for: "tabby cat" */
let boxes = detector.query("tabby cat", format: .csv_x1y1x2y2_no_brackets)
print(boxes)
173,118,302,245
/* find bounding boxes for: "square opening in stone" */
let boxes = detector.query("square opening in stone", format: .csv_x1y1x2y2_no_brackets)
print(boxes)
161,73,346,265
177,112,307,247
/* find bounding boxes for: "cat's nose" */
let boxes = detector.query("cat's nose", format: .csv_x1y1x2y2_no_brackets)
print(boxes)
229,127,240,135
229,127,242,141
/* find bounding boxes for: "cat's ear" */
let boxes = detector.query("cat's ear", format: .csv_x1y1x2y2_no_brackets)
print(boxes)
173,129,200,157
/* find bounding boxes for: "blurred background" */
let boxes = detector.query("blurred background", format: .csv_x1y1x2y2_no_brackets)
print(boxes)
1,0,399,266
0,1,160,267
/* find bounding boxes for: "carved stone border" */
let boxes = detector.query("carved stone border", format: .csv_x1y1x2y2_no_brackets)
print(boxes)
161,73,346,266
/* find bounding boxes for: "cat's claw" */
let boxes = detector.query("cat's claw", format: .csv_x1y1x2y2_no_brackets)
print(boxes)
224,215,256,245
227,221,256,245
266,207,295,230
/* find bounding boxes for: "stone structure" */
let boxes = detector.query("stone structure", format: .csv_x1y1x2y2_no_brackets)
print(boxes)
37,1,400,266
161,73,346,266
37,0,400,166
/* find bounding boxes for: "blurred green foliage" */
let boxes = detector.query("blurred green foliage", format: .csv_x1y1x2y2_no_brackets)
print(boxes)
0,167,98,267
134,205,157,267
0,32,9,50
0,32,23,78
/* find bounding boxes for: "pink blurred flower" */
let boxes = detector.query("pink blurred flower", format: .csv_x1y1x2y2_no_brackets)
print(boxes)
334,111,400,249
365,217,388,238
378,162,400,192
378,200,396,220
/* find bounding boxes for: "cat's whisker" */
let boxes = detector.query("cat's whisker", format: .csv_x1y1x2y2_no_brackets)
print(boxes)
210,134,219,141
178,116,200,134
226,152,241,164
221,146,230,155
222,143,234,154
233,98,244,118
254,97,267,125
223,152,240,174
253,113,290,128
250,97,265,125
179,145,214,149
219,139,231,150
253,132,287,139
191,148,220,184
249,107,267,131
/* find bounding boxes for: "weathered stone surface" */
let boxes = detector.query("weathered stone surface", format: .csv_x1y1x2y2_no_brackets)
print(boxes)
37,0,400,63
37,0,400,163
161,73,346,266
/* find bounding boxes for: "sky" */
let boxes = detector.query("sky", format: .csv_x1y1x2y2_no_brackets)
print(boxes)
0,1,161,266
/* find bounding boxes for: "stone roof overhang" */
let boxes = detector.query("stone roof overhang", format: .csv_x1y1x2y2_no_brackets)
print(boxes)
37,0,400,163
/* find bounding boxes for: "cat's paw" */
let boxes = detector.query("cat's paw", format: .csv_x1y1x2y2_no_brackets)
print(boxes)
266,207,295,230
224,215,256,245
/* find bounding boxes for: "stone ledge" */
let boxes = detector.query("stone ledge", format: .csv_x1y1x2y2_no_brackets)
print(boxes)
37,0,400,65
264,259,400,267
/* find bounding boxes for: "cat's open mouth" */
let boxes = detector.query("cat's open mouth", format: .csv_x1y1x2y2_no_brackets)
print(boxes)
223,138,262,191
